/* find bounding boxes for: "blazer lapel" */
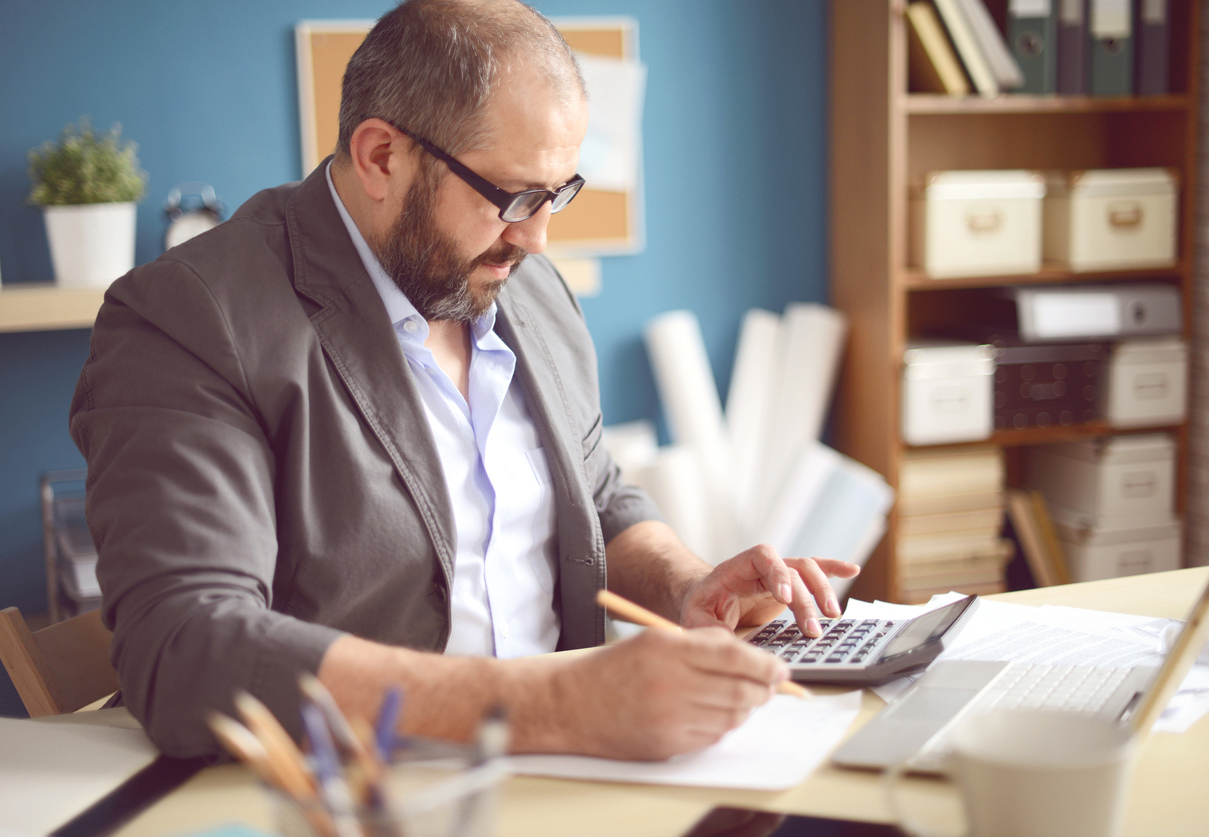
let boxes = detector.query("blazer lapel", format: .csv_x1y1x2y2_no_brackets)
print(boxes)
495,287,606,649
285,160,457,582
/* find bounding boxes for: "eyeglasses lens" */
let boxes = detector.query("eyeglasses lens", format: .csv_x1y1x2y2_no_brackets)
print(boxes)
550,180,583,212
502,192,551,223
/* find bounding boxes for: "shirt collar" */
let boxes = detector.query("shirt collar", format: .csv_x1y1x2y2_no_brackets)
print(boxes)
324,160,500,343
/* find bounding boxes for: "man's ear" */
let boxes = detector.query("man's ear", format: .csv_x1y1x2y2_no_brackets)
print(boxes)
347,118,411,203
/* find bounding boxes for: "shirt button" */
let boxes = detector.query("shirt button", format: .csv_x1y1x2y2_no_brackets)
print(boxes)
403,320,418,333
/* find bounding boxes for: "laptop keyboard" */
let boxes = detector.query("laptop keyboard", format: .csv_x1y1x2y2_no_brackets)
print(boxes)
976,664,1132,714
748,618,898,665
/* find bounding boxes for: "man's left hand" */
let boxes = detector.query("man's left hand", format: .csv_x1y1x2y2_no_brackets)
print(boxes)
679,545,860,638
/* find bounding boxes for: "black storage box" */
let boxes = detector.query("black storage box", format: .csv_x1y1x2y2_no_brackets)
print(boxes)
989,340,1108,430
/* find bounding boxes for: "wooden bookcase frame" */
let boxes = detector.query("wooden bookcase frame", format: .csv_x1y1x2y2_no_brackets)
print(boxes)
829,0,1201,602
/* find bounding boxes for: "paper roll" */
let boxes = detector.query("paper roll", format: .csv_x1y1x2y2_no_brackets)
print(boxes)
644,310,739,562
629,446,712,562
601,420,659,484
752,303,848,520
726,308,782,532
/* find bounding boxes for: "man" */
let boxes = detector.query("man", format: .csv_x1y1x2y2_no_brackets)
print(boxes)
70,0,858,761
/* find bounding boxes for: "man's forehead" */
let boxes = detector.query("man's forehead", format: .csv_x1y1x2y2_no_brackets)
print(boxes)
484,64,588,138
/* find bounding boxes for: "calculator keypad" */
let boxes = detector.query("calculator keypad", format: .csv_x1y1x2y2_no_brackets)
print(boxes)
748,618,896,666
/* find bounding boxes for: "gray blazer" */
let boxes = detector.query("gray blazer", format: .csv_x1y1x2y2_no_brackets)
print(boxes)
69,160,660,757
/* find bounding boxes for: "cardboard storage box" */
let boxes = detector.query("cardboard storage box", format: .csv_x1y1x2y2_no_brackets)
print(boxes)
1043,168,1178,272
1027,434,1175,518
910,170,1046,278
901,341,995,446
1051,507,1182,582
990,340,1106,430
1104,337,1187,428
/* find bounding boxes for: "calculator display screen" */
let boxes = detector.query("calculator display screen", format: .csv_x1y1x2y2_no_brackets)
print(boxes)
879,596,975,662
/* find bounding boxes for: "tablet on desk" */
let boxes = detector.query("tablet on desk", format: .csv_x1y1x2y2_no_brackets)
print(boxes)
747,595,980,685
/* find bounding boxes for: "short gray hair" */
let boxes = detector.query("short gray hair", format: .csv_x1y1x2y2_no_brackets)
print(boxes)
336,0,585,162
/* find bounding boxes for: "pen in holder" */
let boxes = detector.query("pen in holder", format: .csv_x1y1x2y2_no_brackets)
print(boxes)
209,679,509,837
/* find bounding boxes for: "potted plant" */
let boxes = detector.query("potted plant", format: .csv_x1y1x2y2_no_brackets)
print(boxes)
27,119,147,288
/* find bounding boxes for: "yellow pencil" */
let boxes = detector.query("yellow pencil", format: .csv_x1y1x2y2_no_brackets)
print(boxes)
233,691,318,800
595,589,812,699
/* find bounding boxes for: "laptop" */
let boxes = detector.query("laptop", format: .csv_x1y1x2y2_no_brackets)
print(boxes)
831,573,1209,772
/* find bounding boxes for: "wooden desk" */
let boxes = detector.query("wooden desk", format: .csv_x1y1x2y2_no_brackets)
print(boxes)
116,567,1209,837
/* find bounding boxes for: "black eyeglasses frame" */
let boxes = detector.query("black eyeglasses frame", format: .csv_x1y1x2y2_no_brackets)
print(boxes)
392,123,585,223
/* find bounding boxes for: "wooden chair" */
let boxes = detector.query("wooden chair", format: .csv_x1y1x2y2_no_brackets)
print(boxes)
0,605,119,716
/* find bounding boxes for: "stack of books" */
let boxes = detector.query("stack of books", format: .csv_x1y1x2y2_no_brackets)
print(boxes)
896,446,1011,604
907,0,1170,98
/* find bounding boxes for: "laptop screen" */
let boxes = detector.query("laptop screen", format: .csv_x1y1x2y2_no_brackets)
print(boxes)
1130,572,1209,735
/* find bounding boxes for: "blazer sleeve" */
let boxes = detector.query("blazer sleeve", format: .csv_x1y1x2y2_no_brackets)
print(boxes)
70,259,342,758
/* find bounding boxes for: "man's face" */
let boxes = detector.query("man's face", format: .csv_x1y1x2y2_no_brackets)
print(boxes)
371,68,588,323
370,172,524,322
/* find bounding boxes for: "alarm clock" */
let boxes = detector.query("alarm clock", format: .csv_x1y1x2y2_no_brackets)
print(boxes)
164,183,225,250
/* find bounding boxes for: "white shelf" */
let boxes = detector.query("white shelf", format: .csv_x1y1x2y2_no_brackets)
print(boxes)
0,283,105,333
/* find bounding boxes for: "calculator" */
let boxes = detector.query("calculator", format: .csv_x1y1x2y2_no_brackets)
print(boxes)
747,594,980,685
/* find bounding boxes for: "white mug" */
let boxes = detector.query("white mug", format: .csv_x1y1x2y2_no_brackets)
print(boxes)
886,709,1137,837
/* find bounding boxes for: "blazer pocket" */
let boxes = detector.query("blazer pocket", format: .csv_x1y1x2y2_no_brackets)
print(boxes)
580,413,603,461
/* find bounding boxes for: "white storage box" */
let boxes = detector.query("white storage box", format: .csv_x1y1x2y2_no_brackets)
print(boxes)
1027,433,1175,518
911,170,1046,278
1051,507,1182,582
901,341,995,445
1043,168,1178,272
1104,337,1187,428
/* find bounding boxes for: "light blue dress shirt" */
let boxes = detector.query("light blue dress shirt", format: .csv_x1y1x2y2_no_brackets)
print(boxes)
326,164,560,658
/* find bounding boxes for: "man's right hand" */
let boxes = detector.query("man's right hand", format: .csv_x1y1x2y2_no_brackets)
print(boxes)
515,627,789,761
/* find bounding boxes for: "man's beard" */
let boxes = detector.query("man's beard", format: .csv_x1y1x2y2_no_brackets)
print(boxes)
370,178,527,322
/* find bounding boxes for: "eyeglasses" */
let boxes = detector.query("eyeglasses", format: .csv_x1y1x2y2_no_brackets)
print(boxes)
393,124,585,223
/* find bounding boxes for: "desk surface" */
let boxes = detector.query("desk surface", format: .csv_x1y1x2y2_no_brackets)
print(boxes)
115,567,1209,837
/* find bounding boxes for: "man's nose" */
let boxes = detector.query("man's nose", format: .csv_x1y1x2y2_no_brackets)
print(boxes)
501,202,552,254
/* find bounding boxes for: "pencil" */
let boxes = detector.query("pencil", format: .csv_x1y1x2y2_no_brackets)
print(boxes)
233,691,318,801
595,589,812,699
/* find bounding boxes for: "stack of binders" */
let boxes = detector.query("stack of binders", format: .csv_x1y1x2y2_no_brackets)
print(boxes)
895,446,1012,604
907,0,1171,98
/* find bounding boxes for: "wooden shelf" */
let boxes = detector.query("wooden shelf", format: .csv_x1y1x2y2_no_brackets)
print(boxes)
830,0,1200,603
904,422,1180,451
904,264,1186,291
904,94,1194,115
0,283,104,333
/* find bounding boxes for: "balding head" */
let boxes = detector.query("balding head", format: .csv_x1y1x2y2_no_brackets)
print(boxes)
336,0,586,164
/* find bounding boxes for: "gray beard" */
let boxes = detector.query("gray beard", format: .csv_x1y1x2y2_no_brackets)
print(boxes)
370,180,525,322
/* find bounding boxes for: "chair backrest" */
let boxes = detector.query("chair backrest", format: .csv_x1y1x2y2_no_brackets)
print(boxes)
0,606,120,716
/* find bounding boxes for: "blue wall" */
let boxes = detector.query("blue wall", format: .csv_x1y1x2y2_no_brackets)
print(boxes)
0,0,828,715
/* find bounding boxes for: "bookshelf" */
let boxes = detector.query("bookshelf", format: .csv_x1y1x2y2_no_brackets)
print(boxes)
0,284,104,332
829,0,1201,602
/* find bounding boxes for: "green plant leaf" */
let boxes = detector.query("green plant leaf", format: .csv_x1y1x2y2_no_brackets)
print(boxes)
27,118,148,206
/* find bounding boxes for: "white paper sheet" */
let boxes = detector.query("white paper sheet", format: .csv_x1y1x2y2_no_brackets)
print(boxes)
0,709,158,836
507,691,861,790
573,52,646,193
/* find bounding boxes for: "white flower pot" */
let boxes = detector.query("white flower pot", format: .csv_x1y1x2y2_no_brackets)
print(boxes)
43,202,137,288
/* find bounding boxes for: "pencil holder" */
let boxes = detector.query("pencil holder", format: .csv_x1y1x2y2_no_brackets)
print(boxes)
270,744,505,837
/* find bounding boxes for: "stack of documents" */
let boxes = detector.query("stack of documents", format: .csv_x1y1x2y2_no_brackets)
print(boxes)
896,446,1010,603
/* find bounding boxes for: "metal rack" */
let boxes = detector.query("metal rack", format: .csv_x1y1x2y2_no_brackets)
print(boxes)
40,469,100,623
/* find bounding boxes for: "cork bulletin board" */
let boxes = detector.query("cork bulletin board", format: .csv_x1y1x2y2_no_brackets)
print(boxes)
295,17,643,256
